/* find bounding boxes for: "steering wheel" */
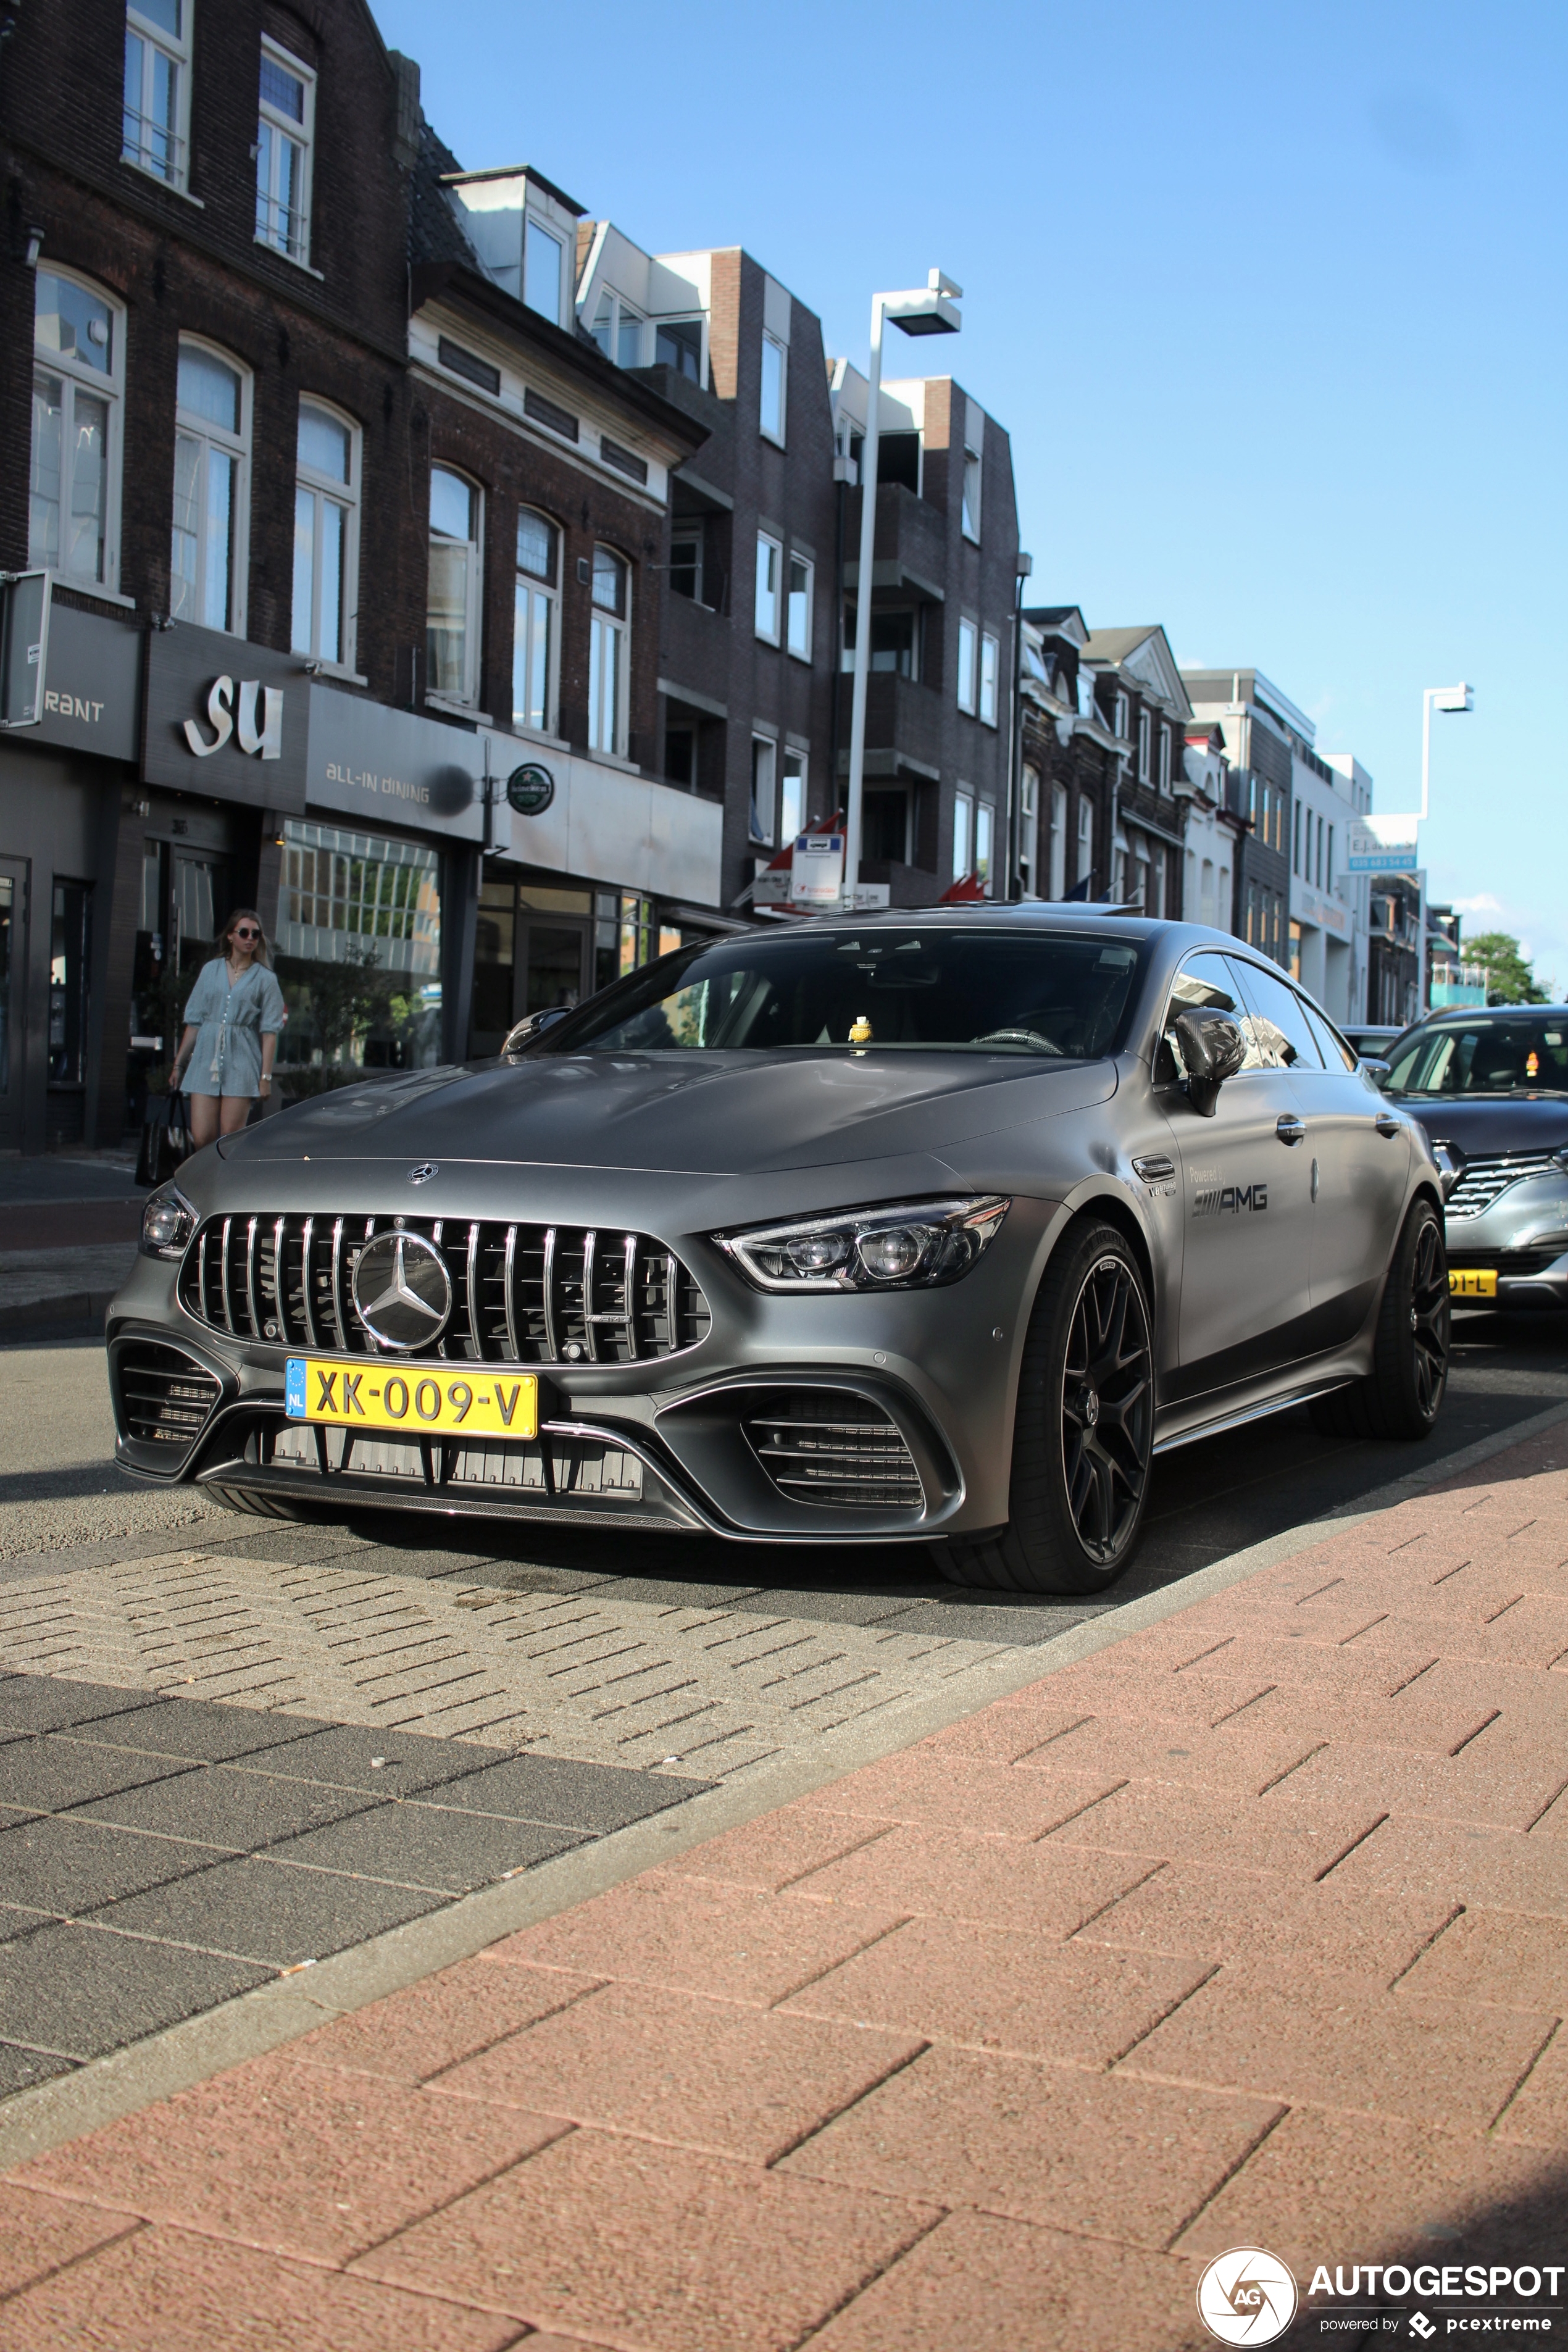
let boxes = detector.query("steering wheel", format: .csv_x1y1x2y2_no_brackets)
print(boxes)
972,1028,1062,1053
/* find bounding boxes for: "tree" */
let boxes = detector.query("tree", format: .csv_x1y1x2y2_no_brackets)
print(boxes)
1464,932,1549,1006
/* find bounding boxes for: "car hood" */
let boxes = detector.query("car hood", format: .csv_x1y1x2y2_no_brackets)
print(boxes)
1398,1095,1568,1157
225,1051,1119,1178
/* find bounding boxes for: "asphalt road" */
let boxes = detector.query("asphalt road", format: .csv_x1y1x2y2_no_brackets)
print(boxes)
0,1306,1562,2109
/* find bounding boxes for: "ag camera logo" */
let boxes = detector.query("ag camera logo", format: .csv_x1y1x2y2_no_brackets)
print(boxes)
1198,2248,1299,2345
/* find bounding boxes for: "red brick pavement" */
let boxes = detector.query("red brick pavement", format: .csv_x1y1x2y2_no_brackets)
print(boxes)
4,1429,1568,2350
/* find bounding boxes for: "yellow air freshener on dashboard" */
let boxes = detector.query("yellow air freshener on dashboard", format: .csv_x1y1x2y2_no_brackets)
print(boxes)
849,1015,873,1044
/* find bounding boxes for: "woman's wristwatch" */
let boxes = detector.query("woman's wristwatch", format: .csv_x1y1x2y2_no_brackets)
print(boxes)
259,1073,272,1093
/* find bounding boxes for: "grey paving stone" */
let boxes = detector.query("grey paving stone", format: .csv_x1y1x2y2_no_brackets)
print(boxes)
0,1811,227,1913
81,1854,446,1967
0,1674,167,1737
249,1721,502,1798
71,1695,334,1766
0,1920,268,2061
267,1802,588,1894
74,1764,380,1853
431,1750,711,1832
0,2039,78,2096
0,1736,195,1816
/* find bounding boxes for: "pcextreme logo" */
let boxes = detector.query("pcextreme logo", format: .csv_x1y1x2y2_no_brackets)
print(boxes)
1191,1172,1269,1217
1197,2248,1298,2345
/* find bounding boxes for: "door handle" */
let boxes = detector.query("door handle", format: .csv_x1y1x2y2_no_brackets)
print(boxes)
1275,1114,1306,1146
1375,1112,1403,1138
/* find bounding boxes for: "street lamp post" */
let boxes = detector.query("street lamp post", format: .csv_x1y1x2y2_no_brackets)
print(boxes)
842,270,962,907
1416,682,1473,1011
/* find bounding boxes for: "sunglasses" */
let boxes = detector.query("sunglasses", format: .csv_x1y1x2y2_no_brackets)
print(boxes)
231,926,261,941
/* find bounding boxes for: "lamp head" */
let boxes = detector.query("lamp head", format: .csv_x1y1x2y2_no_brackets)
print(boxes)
1433,683,1474,714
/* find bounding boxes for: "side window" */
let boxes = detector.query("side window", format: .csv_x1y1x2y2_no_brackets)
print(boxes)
1156,956,1238,1083
1301,998,1358,1073
1228,959,1325,1071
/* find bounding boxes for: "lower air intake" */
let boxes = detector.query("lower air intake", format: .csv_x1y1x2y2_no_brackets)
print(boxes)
745,1390,924,1510
118,1344,221,1449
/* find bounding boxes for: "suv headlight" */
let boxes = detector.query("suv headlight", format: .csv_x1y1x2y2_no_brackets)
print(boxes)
716,1195,1010,1293
140,1186,197,1259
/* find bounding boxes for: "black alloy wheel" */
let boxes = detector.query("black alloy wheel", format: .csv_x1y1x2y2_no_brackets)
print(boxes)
931,1219,1156,1595
1061,1253,1154,1564
1309,1196,1451,1443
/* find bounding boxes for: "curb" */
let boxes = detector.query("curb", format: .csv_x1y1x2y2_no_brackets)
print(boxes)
2,1393,1564,2174
0,1293,114,1343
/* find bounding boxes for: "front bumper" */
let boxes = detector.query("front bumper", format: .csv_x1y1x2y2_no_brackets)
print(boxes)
1445,1172,1568,1311
106,1198,1059,1541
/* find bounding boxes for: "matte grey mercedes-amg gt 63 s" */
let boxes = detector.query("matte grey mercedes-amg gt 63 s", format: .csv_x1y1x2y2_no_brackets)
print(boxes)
111,909,1452,1594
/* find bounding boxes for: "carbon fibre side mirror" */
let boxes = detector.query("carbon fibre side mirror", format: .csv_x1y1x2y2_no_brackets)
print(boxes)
1172,1007,1246,1118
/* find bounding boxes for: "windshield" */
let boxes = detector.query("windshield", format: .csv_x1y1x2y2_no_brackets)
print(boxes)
537,928,1143,1057
1387,1015,1568,1097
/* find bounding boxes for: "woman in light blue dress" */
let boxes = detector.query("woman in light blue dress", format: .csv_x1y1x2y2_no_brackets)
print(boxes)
170,909,288,1148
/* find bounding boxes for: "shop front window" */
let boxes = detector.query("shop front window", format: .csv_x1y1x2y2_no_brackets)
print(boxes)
275,820,442,1087
49,880,93,1086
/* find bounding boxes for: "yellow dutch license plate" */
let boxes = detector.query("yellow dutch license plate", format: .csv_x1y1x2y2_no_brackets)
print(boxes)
1448,1270,1498,1298
285,1357,538,1439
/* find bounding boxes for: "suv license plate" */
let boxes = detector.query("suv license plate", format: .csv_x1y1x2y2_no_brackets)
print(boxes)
285,1358,539,1439
1448,1270,1498,1298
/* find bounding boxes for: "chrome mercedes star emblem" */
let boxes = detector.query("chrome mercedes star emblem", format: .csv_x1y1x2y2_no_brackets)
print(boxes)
351,1231,452,1349
407,1162,439,1185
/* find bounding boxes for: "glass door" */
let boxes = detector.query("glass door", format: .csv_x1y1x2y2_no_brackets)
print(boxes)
519,919,586,1018
0,860,26,1151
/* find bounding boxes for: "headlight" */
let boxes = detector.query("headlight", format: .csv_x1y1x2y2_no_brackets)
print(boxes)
1430,1142,1463,1202
716,1195,1010,1293
140,1186,197,1259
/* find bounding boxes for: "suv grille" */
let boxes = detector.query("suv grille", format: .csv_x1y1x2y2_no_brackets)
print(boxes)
1445,1153,1560,1220
746,1391,924,1510
118,1343,221,1448
178,1215,711,1364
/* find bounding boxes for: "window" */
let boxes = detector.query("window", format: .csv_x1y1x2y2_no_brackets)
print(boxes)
277,820,443,1072
961,446,981,541
256,40,314,262
1292,798,1303,876
524,218,564,326
49,881,93,1087
1049,782,1068,899
786,555,812,661
426,465,482,705
953,790,973,880
975,802,995,895
750,736,777,844
878,432,920,493
1317,812,1326,889
513,509,558,735
589,291,643,367
654,317,703,383
1326,825,1334,890
760,333,786,443
1019,764,1038,895
780,749,806,844
1138,708,1151,782
1231,959,1325,1071
123,0,191,188
841,604,917,677
978,631,999,727
957,618,978,714
588,546,628,756
292,400,359,669
669,527,703,604
1114,691,1129,741
171,341,249,634
1077,798,1093,886
754,533,781,643
664,727,695,790
30,270,122,589
1158,724,1172,791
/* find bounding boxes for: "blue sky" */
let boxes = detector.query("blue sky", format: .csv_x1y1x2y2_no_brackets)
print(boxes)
375,0,1566,990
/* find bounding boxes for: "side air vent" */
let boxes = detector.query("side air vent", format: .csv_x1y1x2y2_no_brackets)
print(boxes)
744,1390,924,1510
117,1343,222,1449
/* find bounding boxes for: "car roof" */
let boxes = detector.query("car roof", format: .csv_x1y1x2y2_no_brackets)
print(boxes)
760,904,1238,953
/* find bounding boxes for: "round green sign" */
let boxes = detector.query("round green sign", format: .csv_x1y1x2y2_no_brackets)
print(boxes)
507,762,555,816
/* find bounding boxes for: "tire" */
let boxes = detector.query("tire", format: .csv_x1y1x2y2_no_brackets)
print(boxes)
1307,1198,1450,1443
932,1220,1155,1595
207,1484,327,1522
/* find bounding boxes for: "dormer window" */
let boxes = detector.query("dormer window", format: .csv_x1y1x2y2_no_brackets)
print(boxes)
654,318,703,383
590,291,645,367
525,218,564,325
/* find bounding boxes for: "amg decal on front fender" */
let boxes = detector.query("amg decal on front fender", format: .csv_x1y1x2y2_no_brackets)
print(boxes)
1192,1177,1268,1217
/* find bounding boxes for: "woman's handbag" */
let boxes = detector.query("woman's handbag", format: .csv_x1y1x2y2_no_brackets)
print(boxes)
135,1088,192,1188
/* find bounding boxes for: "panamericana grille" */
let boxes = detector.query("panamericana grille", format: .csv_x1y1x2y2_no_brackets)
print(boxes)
117,1343,221,1448
1446,1248,1564,1277
1444,1153,1561,1220
178,1214,711,1364
746,1390,924,1511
